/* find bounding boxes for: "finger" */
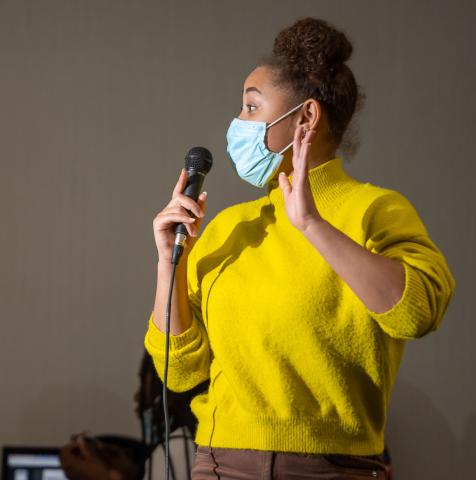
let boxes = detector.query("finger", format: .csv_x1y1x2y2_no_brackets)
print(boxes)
292,125,304,170
197,191,208,209
161,205,195,221
156,213,197,237
157,213,197,226
189,193,207,238
294,153,310,195
70,430,89,442
292,148,307,189
278,172,292,199
299,142,311,173
59,444,74,461
77,436,92,460
293,139,312,191
173,193,204,218
296,130,315,176
172,168,188,197
306,128,317,140
185,221,195,237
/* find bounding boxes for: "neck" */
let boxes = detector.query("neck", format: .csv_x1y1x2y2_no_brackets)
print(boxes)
271,145,338,181
267,156,360,210
307,151,338,171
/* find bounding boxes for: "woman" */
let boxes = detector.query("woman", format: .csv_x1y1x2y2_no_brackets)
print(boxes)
144,17,455,479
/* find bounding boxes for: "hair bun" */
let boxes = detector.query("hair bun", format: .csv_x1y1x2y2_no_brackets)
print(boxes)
257,16,363,159
272,17,353,76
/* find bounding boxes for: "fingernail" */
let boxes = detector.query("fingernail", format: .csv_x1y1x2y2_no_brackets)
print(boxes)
279,172,285,176
202,191,208,197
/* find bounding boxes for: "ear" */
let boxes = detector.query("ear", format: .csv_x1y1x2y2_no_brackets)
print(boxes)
298,99,322,132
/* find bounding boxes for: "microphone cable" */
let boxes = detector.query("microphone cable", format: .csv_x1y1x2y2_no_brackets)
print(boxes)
163,261,177,480
162,146,212,480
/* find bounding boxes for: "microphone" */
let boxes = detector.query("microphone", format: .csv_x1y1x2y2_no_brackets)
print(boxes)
171,146,213,265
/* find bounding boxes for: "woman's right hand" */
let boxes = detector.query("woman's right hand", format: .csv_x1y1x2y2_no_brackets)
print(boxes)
153,168,207,263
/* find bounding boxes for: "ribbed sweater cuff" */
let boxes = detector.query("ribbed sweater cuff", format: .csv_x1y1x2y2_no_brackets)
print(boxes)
366,262,431,339
145,311,201,352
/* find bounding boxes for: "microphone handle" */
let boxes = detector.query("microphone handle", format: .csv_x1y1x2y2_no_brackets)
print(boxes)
172,169,205,264
174,169,205,236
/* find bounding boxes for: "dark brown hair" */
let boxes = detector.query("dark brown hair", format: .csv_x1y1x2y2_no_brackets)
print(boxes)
258,17,365,159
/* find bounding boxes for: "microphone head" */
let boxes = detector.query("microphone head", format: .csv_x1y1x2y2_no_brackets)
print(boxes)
185,146,213,174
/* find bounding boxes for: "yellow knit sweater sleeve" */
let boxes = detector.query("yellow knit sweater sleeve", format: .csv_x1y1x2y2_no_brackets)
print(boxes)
362,189,456,340
143,241,211,392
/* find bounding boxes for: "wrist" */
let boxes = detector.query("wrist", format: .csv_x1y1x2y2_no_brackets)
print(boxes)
301,216,327,234
157,256,189,274
301,217,328,238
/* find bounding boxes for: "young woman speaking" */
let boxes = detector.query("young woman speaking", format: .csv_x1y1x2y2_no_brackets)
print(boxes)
145,16,455,480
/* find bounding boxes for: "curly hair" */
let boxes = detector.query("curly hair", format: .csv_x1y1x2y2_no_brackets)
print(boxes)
257,17,366,159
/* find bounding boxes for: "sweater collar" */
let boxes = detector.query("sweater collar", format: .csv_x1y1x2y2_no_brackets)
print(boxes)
266,156,359,209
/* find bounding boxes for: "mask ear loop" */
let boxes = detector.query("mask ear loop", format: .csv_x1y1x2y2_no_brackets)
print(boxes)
278,126,310,154
278,139,295,155
266,102,307,155
267,101,305,129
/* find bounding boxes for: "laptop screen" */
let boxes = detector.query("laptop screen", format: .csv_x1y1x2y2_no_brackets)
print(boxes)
2,447,67,480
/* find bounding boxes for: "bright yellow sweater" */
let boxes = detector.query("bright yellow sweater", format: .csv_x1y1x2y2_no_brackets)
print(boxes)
144,157,455,455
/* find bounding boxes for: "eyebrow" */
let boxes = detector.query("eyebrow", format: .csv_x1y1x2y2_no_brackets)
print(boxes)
243,86,262,95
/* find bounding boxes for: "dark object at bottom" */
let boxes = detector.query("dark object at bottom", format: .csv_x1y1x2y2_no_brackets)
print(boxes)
191,445,393,479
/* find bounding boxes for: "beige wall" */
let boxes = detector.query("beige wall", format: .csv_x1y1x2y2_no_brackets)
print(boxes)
0,1,474,478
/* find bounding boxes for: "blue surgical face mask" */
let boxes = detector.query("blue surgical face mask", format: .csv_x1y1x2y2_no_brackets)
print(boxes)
226,101,305,188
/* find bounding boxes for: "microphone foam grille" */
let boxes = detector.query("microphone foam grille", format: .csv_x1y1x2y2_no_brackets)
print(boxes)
185,146,213,173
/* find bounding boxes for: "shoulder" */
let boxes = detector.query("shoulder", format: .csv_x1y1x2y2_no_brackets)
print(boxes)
353,182,428,237
350,181,415,209
339,179,420,218
332,177,428,238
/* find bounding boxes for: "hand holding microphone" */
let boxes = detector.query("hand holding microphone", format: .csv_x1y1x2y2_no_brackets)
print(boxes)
153,147,212,264
151,148,213,480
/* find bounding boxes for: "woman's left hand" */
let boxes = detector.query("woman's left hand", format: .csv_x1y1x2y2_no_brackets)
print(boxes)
278,125,324,232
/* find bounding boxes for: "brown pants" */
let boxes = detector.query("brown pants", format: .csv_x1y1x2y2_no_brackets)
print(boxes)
191,445,390,479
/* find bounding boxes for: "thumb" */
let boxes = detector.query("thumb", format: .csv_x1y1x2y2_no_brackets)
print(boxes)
278,171,291,199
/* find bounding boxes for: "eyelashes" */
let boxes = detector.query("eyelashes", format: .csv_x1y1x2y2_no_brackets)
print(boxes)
239,104,257,113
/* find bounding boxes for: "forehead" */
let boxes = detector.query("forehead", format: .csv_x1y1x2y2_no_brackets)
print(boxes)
243,65,279,95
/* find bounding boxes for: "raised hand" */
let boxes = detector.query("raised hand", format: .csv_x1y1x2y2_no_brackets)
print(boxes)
278,125,323,232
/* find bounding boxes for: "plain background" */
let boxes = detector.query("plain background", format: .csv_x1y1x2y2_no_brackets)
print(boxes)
0,1,474,479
